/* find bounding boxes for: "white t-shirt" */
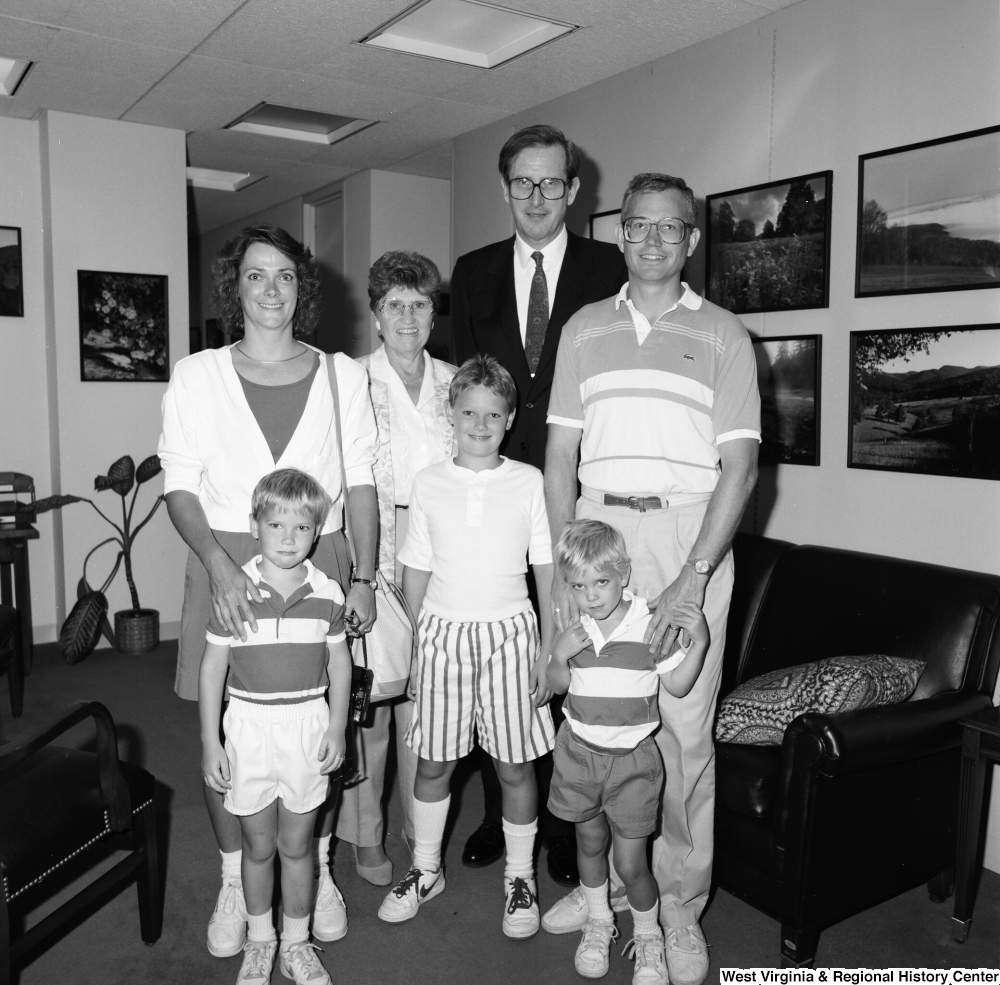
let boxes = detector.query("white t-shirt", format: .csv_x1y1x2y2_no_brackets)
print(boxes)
398,457,552,622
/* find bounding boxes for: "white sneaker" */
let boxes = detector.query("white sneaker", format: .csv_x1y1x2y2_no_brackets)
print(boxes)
235,939,276,984
502,875,539,940
378,866,445,923
208,877,247,958
311,866,347,942
541,884,630,935
279,940,331,985
664,923,710,985
624,931,668,985
575,918,619,978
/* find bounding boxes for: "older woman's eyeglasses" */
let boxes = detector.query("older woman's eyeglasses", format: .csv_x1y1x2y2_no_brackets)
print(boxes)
379,298,433,318
622,217,694,244
507,177,568,201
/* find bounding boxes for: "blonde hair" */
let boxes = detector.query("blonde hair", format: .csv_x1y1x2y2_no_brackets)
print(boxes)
251,468,332,528
554,519,630,578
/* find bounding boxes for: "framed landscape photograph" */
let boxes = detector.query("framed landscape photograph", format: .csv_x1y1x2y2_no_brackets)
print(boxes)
856,125,1000,297
848,324,1000,480
0,226,24,317
706,171,832,314
589,209,621,244
77,270,169,382
752,335,821,465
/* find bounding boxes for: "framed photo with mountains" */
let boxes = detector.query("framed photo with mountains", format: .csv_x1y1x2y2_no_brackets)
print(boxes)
848,324,1000,480
706,171,832,315
856,125,1000,297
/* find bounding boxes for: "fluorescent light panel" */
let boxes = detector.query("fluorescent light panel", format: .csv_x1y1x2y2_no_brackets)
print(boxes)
186,167,264,192
0,57,32,96
226,104,376,145
360,0,577,69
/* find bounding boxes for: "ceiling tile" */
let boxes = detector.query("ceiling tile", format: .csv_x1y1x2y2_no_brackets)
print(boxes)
60,0,245,51
312,44,485,97
12,60,152,118
0,1,76,24
0,16,63,60
43,31,186,87
384,141,453,180
186,128,319,167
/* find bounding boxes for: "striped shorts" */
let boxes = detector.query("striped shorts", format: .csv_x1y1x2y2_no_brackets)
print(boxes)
405,608,556,764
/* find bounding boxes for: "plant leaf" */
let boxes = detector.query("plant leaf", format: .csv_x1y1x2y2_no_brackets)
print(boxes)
94,475,113,492
34,494,88,513
105,456,135,496
59,591,108,664
76,575,93,598
135,455,162,484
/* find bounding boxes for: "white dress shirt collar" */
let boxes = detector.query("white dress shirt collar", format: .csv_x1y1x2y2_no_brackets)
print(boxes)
514,225,568,270
614,281,702,344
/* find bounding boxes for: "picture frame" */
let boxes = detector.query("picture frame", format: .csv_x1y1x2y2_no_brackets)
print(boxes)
205,317,224,349
589,209,621,244
77,270,169,382
848,324,1000,480
752,334,822,466
706,171,832,314
856,125,1000,297
0,225,24,318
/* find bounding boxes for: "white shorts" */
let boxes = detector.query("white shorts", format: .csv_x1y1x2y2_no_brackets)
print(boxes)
405,608,555,764
223,697,331,816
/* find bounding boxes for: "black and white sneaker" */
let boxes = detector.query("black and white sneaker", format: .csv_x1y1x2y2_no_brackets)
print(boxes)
502,875,540,939
377,866,445,924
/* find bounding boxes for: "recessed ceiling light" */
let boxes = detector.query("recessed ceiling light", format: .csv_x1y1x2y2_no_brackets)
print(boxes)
225,103,376,145
359,0,577,69
186,168,264,192
0,57,32,97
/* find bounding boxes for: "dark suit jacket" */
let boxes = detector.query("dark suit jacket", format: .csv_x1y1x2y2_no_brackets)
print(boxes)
450,231,627,470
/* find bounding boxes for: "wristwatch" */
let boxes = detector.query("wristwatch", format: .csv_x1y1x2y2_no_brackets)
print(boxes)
685,558,713,576
351,576,375,587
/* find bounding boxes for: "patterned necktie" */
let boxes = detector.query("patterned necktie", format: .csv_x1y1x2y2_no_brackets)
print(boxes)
525,251,548,374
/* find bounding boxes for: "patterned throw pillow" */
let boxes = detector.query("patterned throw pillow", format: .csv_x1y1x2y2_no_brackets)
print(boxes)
714,654,926,746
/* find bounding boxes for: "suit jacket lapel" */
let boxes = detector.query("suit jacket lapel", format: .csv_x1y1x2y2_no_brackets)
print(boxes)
488,238,530,377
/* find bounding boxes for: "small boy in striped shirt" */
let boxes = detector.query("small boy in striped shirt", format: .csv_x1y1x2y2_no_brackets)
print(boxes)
199,469,352,985
544,519,708,985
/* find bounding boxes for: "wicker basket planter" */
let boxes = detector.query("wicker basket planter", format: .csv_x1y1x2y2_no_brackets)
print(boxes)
114,608,159,654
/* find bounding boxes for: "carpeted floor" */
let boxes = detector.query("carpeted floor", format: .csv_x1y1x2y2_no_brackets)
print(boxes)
2,640,998,984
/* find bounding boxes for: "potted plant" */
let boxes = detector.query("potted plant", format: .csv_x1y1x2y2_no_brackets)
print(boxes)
35,454,164,662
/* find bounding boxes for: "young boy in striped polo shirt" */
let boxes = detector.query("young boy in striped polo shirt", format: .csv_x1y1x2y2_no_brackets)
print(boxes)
544,519,708,985
199,469,352,985
378,354,556,939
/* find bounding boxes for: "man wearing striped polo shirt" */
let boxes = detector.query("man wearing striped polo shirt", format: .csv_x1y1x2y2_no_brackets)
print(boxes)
542,173,761,985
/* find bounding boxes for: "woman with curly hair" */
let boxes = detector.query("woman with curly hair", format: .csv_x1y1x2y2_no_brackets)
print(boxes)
158,225,379,969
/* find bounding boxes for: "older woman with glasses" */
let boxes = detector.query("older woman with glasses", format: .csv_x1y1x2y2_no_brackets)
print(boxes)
336,250,457,885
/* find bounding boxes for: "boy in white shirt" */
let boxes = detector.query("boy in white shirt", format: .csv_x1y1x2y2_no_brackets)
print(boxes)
377,354,556,939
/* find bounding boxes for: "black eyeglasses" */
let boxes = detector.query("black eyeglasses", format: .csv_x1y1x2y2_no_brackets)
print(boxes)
622,217,695,244
507,177,568,201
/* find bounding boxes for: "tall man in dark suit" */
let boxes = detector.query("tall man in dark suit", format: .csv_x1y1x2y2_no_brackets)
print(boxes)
451,124,627,884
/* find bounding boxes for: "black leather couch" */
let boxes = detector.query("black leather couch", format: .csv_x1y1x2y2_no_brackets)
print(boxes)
713,533,1000,967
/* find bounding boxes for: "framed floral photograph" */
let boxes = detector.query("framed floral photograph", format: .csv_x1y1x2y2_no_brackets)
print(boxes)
856,125,1000,297
0,225,24,318
77,270,169,381
848,324,1000,479
706,171,832,314
752,334,821,466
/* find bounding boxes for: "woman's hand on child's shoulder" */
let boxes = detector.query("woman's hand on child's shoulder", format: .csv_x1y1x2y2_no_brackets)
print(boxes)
553,621,590,662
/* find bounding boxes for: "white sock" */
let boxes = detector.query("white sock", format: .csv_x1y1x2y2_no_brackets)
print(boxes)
221,849,242,883
281,914,310,946
582,880,614,922
412,796,450,872
247,911,275,942
502,818,537,880
314,834,331,871
630,902,660,937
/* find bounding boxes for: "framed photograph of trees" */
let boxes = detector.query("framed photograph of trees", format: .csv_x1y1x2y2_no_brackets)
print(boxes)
752,335,821,465
848,324,1000,480
856,125,1000,297
78,270,169,381
0,226,24,317
706,171,832,315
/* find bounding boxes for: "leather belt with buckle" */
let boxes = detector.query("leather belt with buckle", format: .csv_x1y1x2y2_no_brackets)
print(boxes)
603,494,667,512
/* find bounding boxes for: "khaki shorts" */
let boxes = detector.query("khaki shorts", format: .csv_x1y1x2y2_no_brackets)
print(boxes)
223,697,331,816
547,722,664,838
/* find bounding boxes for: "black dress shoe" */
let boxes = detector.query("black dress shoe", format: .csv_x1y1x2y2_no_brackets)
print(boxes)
546,835,579,886
462,820,505,868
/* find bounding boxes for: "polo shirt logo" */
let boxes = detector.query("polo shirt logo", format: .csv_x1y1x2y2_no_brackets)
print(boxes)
683,353,695,361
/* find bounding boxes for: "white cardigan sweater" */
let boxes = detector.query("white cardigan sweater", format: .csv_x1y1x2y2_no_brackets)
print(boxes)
158,345,376,534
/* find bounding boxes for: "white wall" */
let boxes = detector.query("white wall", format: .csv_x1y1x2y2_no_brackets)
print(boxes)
452,0,1000,868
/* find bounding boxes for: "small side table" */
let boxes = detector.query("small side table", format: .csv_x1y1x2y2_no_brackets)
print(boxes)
952,705,1000,942
0,524,38,705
